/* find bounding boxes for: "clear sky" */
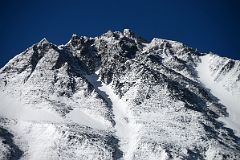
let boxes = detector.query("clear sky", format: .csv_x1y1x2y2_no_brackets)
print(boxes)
1,0,240,67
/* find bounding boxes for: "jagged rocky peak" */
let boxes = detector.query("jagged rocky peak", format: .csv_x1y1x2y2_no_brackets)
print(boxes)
64,29,156,63
68,34,88,48
123,28,135,37
102,30,119,39
0,39,55,76
35,37,55,50
71,33,79,39
101,29,135,38
0,29,240,160
147,38,196,55
100,29,147,43
38,37,49,45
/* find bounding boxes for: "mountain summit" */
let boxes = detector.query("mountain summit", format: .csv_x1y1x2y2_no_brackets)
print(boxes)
0,29,240,160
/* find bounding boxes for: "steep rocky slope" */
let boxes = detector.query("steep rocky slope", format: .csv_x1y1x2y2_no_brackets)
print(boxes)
0,29,239,160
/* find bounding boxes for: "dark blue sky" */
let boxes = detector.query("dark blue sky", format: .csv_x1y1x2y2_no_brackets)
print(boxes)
1,0,240,67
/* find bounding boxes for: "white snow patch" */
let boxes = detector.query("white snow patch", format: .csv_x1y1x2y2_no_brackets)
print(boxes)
0,93,63,123
0,92,110,130
196,54,240,137
66,108,108,130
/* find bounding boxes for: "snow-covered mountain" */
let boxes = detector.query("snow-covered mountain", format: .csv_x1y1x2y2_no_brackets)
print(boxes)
0,29,239,160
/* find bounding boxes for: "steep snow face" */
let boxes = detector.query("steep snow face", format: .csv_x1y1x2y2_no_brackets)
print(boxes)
86,72,141,160
0,39,113,124
0,39,118,159
0,30,240,159
95,33,240,159
196,54,240,136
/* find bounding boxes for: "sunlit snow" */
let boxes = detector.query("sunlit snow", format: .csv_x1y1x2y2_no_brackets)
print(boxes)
197,54,240,136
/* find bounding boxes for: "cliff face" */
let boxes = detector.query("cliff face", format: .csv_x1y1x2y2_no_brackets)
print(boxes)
0,29,240,160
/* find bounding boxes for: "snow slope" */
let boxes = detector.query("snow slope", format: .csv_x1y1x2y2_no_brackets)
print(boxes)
0,93,63,123
86,71,141,160
0,29,240,159
197,54,240,136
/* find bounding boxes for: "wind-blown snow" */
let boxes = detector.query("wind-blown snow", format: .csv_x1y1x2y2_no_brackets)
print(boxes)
196,54,240,136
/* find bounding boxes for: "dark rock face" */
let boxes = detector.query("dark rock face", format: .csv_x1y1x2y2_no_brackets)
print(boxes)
0,30,240,159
